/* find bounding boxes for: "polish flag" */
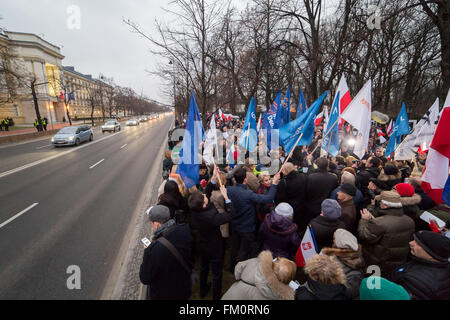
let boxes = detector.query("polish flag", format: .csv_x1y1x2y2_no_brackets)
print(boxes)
295,226,318,267
335,75,352,129
314,111,324,126
219,109,226,120
377,129,387,144
421,90,450,204
386,119,393,135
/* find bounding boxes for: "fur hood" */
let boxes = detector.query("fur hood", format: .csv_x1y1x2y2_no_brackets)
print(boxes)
397,192,421,206
378,169,402,182
258,250,295,300
320,245,365,270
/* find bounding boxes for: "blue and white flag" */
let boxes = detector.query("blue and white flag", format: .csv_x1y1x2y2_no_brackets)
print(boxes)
385,102,410,157
443,175,450,206
262,92,282,151
281,86,291,125
176,92,205,188
280,91,327,154
239,97,258,152
296,88,307,119
68,92,75,101
321,91,340,157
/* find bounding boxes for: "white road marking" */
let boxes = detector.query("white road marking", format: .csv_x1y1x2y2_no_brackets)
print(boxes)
120,144,127,149
0,203,39,229
36,144,52,150
89,158,105,169
0,131,122,179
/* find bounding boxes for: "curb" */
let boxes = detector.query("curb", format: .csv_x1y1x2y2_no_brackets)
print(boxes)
101,118,173,300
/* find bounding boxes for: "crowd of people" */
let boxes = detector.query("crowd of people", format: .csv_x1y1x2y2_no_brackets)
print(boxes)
139,114,450,301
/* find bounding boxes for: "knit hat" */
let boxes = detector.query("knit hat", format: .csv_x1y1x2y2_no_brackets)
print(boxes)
334,229,358,251
274,202,294,219
339,183,357,197
148,205,171,223
321,199,341,220
394,183,415,197
375,191,403,208
359,277,410,300
414,230,450,262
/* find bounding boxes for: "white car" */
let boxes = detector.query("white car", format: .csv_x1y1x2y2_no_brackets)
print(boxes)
126,119,140,126
102,119,121,133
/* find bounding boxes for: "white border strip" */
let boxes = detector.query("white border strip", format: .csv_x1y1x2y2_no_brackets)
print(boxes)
0,203,39,229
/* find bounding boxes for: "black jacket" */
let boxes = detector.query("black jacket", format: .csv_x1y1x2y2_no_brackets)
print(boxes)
139,222,193,300
191,201,234,256
356,167,380,196
305,171,339,226
275,170,308,230
295,276,349,300
310,215,346,251
388,256,450,300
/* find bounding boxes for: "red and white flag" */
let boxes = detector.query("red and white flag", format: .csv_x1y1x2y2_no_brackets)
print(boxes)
314,110,324,126
421,91,450,204
295,226,318,267
335,75,352,129
387,119,393,135
377,129,387,144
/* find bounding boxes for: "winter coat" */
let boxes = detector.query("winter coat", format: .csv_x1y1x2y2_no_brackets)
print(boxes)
222,251,295,300
157,192,189,223
357,207,415,276
139,221,193,300
275,170,308,230
377,169,403,190
305,171,339,227
339,199,357,234
330,186,364,208
356,167,381,195
246,171,260,193
258,211,301,259
397,192,422,230
295,276,349,300
310,215,346,251
210,190,230,238
388,256,450,300
413,187,435,211
191,201,234,257
256,184,274,222
321,246,365,299
227,183,277,233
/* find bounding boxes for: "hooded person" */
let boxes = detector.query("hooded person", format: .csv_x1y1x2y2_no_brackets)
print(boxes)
295,254,350,300
337,183,357,233
310,199,346,251
258,202,301,259
221,250,296,300
320,229,365,299
358,191,415,276
377,164,402,190
387,231,450,300
392,183,422,227
359,277,411,300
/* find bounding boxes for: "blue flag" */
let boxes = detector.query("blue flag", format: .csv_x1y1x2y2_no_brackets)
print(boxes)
176,92,205,188
296,89,307,119
280,91,327,154
262,92,282,151
239,97,258,152
68,92,75,101
281,86,291,125
321,91,340,157
385,102,410,157
443,175,450,206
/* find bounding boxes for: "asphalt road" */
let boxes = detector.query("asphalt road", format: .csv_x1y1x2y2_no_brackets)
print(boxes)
0,115,173,299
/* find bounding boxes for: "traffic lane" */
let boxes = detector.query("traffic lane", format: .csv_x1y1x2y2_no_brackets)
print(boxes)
0,119,148,173
0,117,162,173
0,117,172,299
0,117,168,223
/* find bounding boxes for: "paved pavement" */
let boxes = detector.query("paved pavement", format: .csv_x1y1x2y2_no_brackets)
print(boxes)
0,115,172,299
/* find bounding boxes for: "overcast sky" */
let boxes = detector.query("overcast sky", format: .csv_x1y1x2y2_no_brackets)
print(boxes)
0,0,196,105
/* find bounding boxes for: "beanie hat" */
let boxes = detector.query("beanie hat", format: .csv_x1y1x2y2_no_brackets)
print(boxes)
414,230,450,262
339,183,357,197
334,229,358,251
321,199,342,220
359,277,410,300
383,164,399,176
275,202,294,219
394,183,415,197
148,205,171,223
375,191,403,208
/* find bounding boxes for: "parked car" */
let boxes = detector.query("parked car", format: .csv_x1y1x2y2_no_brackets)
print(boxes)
51,125,93,147
102,119,121,133
126,118,140,126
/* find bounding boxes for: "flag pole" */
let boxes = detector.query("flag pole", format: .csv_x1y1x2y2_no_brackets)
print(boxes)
278,132,304,174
